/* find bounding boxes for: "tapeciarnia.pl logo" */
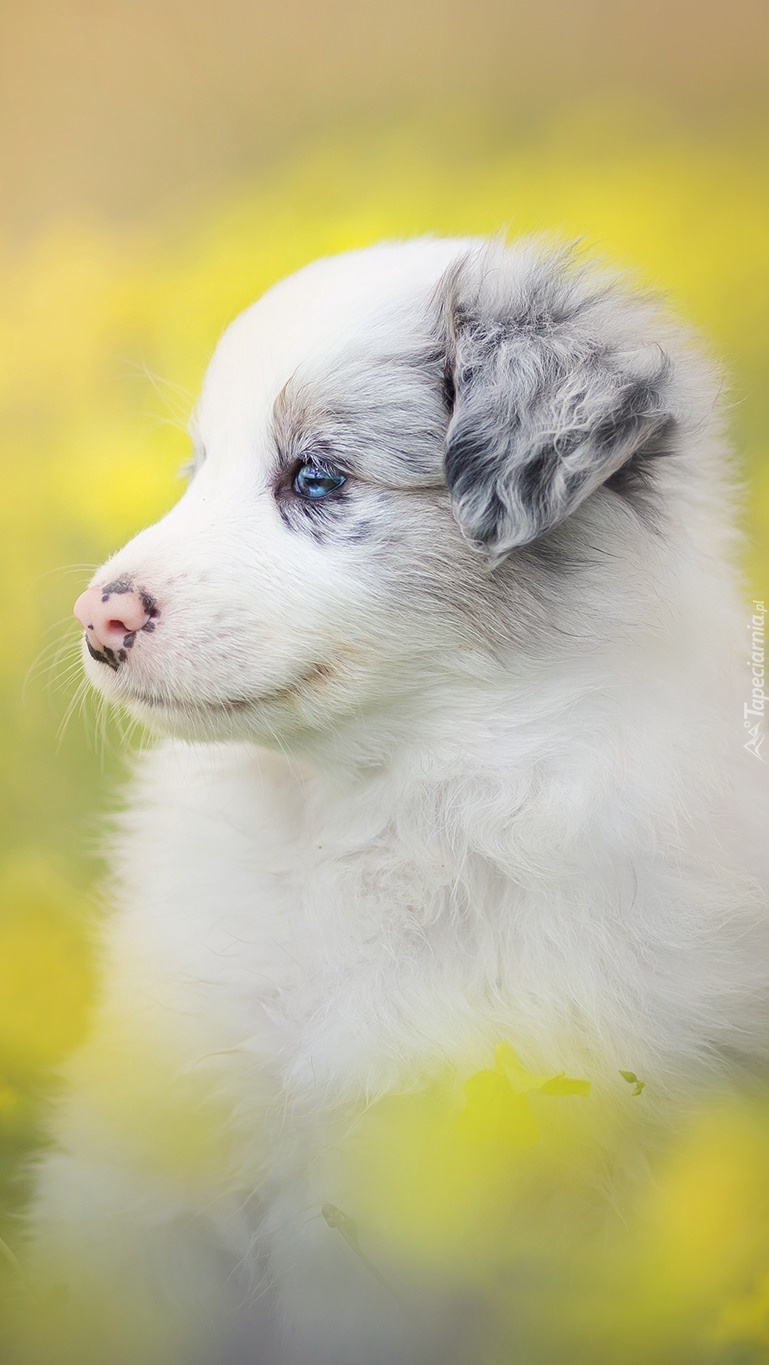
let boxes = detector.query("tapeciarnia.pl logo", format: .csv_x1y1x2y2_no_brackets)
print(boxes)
744,600,766,760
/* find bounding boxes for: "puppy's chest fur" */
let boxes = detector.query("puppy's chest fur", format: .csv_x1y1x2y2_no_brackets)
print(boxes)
116,756,511,1093
107,741,735,1134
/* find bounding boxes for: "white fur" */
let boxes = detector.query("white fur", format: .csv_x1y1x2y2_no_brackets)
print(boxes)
30,238,769,1364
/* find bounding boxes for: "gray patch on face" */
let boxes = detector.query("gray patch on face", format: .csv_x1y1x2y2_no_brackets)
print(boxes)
435,241,679,561
273,314,447,475
270,333,449,546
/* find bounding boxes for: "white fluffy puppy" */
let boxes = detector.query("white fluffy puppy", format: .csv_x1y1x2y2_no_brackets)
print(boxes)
31,237,769,1364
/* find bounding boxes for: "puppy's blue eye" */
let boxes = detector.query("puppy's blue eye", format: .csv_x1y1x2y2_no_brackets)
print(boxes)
293,462,346,500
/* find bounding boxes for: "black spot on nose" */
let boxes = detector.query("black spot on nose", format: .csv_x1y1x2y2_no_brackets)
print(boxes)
86,637,120,670
100,576,133,602
140,590,159,619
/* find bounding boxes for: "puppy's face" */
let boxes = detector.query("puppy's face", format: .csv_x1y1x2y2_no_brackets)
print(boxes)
74,237,681,749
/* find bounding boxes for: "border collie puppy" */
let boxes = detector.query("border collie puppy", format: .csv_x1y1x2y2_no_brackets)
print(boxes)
29,237,768,1364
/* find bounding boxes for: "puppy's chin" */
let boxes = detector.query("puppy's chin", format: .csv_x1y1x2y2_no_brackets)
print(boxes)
120,694,258,743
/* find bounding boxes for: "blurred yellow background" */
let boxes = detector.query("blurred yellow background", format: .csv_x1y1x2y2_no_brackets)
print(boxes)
0,0,767,1355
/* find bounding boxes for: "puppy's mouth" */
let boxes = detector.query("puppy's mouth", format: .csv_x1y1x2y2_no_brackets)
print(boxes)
131,690,257,715
117,662,336,717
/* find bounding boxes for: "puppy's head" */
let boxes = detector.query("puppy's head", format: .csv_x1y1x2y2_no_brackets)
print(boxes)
73,236,706,750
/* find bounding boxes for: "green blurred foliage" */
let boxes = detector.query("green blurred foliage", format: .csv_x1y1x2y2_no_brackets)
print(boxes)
0,109,767,1358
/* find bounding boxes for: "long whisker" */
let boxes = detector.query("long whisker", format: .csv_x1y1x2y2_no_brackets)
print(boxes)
94,692,112,770
117,357,195,428
56,677,91,751
32,563,99,587
24,629,82,700
136,411,192,438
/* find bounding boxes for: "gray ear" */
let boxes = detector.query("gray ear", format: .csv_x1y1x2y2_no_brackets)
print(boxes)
440,242,677,561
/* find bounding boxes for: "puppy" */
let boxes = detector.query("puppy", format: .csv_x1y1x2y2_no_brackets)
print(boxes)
28,237,769,1364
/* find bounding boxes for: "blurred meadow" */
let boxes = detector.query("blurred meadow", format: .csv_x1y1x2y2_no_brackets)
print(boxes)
0,0,768,1357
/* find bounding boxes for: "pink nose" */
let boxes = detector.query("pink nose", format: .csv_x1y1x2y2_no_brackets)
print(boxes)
74,583,154,656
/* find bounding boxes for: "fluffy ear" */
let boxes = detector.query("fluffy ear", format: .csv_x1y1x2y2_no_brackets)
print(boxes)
439,241,677,561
